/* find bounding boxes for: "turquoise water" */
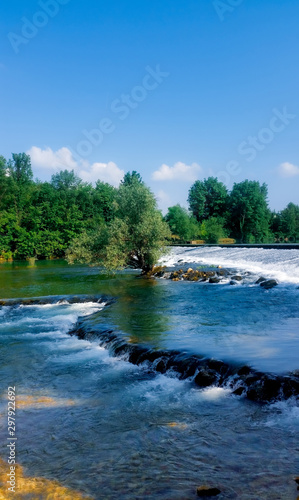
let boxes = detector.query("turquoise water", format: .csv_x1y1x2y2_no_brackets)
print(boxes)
0,256,298,499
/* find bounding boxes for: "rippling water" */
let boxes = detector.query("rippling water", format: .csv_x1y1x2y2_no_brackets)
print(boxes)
0,251,298,499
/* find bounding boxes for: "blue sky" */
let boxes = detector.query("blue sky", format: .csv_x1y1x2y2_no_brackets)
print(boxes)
1,0,298,212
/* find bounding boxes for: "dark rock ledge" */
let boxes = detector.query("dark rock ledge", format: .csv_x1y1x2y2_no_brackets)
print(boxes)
68,313,298,404
0,294,113,307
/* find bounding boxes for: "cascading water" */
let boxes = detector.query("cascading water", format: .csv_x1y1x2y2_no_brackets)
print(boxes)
0,251,298,499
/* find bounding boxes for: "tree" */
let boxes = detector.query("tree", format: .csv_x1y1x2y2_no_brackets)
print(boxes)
121,171,143,186
67,175,171,273
200,217,227,243
228,180,271,242
280,203,299,242
94,181,117,223
188,177,229,222
7,153,33,185
165,205,200,241
6,153,34,224
50,169,82,190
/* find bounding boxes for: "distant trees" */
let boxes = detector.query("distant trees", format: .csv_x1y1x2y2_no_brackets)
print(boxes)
186,178,277,243
0,151,298,263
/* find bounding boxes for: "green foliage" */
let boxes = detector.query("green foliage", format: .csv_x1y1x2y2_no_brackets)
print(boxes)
228,180,271,243
271,203,299,242
121,171,143,186
188,177,229,222
165,205,200,241
200,217,227,243
67,178,171,272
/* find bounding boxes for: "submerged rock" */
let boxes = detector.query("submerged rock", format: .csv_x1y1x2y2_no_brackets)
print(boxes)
256,276,266,284
209,277,221,284
197,485,221,497
231,275,243,281
260,279,278,289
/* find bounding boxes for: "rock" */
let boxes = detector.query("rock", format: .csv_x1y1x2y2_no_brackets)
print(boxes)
197,485,221,497
209,277,221,284
187,268,193,273
256,276,266,284
217,269,228,277
260,279,278,289
194,369,217,387
237,365,252,376
246,376,282,402
294,477,299,485
232,386,245,396
230,280,238,285
231,275,243,281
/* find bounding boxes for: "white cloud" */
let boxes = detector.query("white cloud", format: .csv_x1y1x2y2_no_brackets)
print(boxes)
28,146,78,172
152,161,202,182
278,162,299,178
79,161,124,186
27,146,124,186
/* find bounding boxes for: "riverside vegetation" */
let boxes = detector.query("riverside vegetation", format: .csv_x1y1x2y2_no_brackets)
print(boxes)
0,153,298,270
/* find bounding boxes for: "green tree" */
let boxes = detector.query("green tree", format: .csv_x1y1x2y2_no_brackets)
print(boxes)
165,205,200,240
67,175,170,273
280,203,299,242
188,177,229,222
50,169,82,190
121,170,143,186
94,181,117,223
200,217,227,243
228,180,271,242
7,153,33,185
6,153,34,225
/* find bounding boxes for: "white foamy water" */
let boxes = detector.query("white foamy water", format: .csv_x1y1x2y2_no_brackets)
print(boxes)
159,246,299,284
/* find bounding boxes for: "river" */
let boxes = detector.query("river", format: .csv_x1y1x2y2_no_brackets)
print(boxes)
0,247,298,499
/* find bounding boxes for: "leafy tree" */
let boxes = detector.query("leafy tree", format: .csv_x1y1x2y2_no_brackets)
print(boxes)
165,205,200,240
7,153,33,185
188,177,229,222
121,171,143,186
67,175,171,272
51,169,82,190
281,203,299,242
229,180,271,242
94,181,117,223
200,217,227,243
5,153,34,225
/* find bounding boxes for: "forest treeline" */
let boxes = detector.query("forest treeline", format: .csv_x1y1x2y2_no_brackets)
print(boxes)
0,153,298,265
